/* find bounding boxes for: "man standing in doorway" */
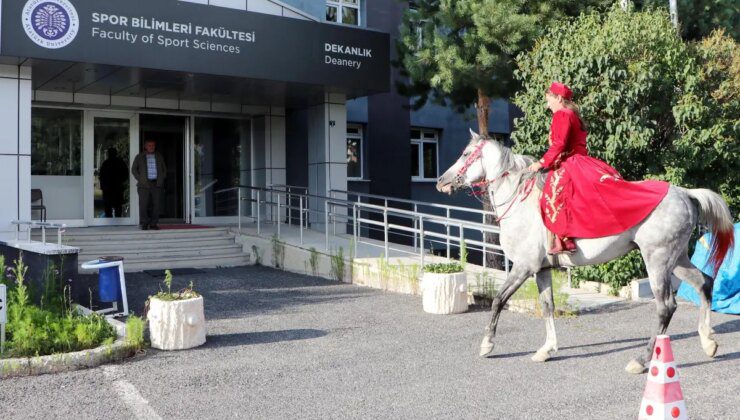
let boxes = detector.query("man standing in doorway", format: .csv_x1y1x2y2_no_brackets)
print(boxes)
131,140,166,230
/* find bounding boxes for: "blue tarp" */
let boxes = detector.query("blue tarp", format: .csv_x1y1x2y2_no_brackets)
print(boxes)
677,223,740,315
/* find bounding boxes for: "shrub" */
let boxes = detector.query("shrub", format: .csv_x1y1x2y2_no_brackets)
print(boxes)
149,270,200,302
125,315,146,351
2,257,116,358
424,262,464,274
572,249,645,293
330,247,345,282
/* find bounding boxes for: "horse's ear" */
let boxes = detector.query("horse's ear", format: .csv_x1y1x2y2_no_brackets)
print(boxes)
469,128,479,140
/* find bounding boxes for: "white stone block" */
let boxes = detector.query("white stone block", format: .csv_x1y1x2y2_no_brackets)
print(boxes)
631,278,653,301
421,272,468,314
148,296,207,350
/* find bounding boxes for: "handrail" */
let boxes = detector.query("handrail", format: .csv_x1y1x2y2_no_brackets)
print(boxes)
11,220,67,247
230,184,507,271
330,189,497,217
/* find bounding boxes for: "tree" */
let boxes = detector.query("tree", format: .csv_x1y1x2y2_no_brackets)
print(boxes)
396,0,608,267
396,0,608,134
638,0,740,41
512,6,738,286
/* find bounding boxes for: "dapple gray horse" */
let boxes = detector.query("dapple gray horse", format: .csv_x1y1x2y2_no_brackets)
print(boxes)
437,130,734,374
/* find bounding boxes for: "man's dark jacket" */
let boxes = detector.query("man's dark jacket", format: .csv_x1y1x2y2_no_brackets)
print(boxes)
131,152,166,188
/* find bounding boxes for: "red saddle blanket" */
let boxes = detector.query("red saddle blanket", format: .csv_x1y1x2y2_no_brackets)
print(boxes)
540,155,670,238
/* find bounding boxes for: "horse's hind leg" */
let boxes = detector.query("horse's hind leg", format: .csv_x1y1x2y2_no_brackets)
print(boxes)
480,265,533,357
673,255,718,357
532,269,558,362
626,250,678,374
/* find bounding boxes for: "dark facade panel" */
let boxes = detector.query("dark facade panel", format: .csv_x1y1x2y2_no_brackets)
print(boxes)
1,0,389,94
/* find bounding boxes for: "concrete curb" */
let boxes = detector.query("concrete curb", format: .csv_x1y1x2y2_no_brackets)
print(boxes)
0,317,136,379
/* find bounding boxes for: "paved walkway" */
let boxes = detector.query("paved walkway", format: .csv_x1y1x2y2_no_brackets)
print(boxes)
1,266,738,419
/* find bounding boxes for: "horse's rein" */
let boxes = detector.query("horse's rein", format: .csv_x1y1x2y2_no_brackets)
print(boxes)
455,140,537,221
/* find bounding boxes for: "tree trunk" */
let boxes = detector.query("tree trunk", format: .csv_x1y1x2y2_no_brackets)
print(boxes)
476,88,502,269
476,88,489,135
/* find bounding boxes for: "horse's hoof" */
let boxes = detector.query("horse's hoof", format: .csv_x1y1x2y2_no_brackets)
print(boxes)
702,340,718,358
625,359,647,374
531,349,552,363
479,336,494,357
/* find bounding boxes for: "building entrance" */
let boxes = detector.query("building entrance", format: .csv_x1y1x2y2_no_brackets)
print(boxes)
139,115,188,223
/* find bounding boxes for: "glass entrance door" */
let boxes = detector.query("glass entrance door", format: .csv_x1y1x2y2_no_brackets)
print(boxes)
84,111,139,226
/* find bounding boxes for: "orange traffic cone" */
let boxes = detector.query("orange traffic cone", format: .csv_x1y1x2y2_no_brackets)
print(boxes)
638,335,688,419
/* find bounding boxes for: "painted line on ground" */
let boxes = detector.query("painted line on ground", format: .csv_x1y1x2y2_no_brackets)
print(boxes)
103,365,162,420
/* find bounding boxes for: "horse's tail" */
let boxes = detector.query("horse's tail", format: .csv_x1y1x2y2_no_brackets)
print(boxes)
687,188,735,276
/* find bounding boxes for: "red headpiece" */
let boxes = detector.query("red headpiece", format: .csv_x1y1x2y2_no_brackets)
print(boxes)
548,82,573,100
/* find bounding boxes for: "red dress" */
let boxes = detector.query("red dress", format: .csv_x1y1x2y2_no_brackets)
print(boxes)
539,109,669,239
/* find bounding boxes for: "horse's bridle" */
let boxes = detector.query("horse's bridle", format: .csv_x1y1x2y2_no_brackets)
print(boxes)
455,140,508,194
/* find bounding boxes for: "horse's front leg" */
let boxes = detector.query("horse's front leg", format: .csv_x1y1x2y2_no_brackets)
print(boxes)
532,269,558,362
480,265,533,357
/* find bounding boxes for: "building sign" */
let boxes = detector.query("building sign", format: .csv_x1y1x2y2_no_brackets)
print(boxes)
1,0,390,92
22,0,80,49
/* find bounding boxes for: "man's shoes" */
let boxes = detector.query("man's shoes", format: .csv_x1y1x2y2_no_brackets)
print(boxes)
149,225,160,230
140,224,149,230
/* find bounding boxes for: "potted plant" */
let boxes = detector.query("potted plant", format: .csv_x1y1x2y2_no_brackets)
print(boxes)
147,270,206,350
421,262,468,314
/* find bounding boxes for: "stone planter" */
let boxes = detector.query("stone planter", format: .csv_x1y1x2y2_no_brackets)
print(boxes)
148,296,206,350
421,272,468,314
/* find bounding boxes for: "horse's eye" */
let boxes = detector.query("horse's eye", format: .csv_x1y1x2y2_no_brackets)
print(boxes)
463,152,470,157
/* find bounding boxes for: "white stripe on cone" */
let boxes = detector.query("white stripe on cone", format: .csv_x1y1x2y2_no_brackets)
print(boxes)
637,335,688,420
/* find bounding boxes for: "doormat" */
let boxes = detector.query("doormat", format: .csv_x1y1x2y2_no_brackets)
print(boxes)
157,224,212,230
144,268,205,277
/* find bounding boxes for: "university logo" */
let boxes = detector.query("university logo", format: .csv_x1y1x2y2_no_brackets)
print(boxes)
22,0,79,49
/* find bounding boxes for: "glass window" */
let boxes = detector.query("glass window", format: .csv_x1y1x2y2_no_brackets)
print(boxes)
326,1,360,26
342,6,358,25
194,118,251,217
410,143,420,178
94,117,131,218
31,108,82,175
347,124,363,179
423,142,437,179
326,5,337,22
411,128,438,180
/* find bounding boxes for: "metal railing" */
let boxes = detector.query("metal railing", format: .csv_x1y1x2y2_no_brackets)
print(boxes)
232,185,509,273
11,220,67,247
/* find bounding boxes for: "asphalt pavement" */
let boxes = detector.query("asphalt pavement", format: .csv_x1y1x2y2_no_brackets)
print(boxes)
1,266,738,419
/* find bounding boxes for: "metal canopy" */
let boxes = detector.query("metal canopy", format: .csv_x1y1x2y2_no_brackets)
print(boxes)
6,57,373,109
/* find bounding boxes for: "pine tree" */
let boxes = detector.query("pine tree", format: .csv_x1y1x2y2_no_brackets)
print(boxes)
396,0,607,267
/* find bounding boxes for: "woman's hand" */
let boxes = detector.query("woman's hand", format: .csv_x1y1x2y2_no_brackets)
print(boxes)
528,162,543,172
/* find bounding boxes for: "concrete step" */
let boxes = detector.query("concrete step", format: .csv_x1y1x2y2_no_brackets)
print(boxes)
79,253,251,273
68,237,238,251
77,244,244,260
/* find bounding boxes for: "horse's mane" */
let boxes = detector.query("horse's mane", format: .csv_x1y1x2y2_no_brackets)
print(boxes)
477,138,538,202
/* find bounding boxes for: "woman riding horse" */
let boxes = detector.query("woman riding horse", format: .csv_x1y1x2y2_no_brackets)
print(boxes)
527,82,670,254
